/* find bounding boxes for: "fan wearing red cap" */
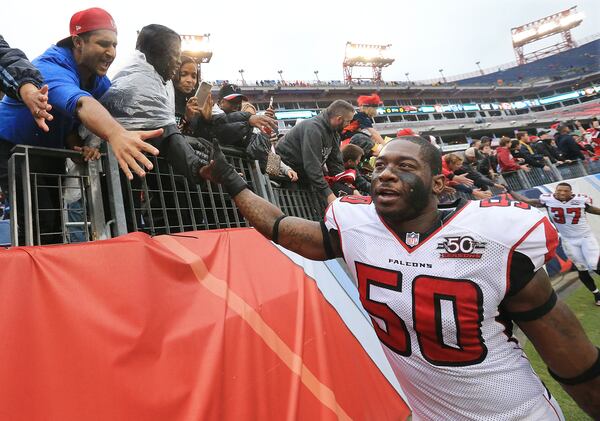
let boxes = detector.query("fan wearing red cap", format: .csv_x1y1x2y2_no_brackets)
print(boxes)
340,93,384,154
57,7,119,78
0,7,162,183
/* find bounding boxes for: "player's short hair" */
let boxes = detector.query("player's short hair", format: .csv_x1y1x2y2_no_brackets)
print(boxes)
342,143,364,162
556,182,572,190
392,136,442,175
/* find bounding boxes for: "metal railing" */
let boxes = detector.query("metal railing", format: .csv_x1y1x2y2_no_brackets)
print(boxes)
8,145,107,246
7,142,600,247
7,143,323,246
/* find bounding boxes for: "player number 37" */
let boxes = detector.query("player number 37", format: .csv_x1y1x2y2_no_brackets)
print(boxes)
356,262,488,367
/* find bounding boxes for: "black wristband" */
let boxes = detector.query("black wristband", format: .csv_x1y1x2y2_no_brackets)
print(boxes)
548,347,600,385
508,290,557,321
272,215,288,244
320,221,335,260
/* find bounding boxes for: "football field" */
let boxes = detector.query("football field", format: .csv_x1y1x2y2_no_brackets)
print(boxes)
524,283,600,421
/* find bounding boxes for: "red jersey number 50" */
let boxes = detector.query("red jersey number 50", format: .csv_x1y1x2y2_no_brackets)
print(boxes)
356,262,488,366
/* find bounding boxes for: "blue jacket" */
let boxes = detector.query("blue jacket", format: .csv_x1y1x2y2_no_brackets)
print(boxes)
0,45,110,148
557,134,585,161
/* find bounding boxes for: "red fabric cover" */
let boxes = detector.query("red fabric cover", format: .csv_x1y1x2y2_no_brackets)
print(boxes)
0,229,409,421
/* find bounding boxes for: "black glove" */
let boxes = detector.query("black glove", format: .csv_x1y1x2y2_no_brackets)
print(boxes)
208,139,248,197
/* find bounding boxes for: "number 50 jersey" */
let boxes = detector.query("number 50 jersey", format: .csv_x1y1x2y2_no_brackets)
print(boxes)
324,196,560,421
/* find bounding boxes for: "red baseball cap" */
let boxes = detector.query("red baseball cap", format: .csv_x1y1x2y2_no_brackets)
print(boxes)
57,8,117,46
396,128,415,137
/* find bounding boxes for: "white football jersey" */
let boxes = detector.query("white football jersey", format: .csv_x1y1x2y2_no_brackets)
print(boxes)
539,193,593,238
324,196,560,421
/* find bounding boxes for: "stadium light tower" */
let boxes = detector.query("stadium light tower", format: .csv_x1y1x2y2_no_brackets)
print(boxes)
404,72,411,84
238,69,246,85
510,6,584,65
343,42,395,84
180,34,212,80
314,70,320,82
475,61,484,75
277,70,284,82
438,68,447,83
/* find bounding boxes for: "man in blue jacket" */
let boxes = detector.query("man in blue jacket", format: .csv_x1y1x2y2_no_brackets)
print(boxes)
0,7,162,197
556,125,585,161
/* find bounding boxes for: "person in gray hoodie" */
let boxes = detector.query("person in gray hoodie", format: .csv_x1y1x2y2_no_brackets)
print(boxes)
275,100,354,204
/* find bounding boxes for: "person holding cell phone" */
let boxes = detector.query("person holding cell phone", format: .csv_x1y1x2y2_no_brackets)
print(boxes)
176,81,276,149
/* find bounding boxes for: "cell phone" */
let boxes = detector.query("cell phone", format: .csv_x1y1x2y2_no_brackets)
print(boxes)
195,81,213,107
268,96,274,109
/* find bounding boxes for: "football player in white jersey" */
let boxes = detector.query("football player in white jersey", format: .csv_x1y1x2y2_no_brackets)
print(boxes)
511,184,600,306
201,136,600,420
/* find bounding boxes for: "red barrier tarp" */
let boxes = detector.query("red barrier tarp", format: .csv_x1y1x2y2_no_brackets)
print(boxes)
0,229,409,420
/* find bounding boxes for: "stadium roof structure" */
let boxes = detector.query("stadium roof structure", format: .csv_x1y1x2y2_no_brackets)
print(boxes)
511,6,584,65
343,42,395,84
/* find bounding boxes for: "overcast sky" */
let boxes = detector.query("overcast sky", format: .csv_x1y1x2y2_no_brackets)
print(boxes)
3,0,599,83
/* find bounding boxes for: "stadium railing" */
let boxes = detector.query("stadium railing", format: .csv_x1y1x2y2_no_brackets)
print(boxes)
7,145,600,247
7,144,323,246
8,145,107,246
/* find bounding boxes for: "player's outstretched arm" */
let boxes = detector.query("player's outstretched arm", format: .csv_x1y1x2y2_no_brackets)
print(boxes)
503,269,600,418
507,190,544,207
200,141,342,261
584,204,600,215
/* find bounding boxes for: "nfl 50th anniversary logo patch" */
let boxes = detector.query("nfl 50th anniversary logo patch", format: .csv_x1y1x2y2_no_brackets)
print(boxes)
437,236,486,259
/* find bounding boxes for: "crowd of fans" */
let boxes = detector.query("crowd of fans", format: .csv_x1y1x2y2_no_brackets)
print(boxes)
0,7,600,243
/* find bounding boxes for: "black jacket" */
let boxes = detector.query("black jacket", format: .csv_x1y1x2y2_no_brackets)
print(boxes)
477,155,498,176
275,110,344,197
191,111,253,147
557,134,585,160
534,140,563,163
0,35,43,100
517,142,546,168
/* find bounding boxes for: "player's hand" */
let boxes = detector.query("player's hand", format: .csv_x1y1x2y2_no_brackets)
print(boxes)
73,145,101,162
108,128,162,180
199,140,248,197
20,83,53,132
185,97,202,122
494,183,507,191
520,164,530,172
249,114,277,135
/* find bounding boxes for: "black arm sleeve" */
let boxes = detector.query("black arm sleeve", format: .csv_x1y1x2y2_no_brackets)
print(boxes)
507,251,537,296
0,35,44,99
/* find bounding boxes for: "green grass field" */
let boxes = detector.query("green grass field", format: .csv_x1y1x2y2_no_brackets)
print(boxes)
523,284,599,421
